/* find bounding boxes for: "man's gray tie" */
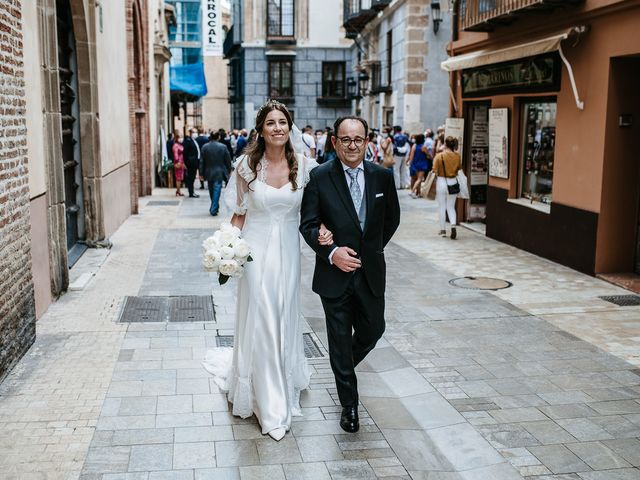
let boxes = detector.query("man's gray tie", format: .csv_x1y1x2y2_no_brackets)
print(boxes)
346,167,362,212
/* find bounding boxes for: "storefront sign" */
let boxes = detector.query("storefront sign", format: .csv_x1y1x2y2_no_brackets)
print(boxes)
489,108,509,179
462,53,560,97
445,117,465,160
202,0,223,56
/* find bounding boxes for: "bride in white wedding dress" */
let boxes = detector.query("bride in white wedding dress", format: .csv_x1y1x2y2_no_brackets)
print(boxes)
203,100,332,441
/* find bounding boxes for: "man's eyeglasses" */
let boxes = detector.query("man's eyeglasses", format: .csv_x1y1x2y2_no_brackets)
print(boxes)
337,136,366,149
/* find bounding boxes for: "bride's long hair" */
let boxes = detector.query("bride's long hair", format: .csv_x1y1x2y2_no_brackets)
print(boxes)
244,99,299,191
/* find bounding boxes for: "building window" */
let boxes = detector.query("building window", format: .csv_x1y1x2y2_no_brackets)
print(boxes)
268,60,293,99
168,0,202,44
520,99,557,205
322,62,345,98
267,0,294,37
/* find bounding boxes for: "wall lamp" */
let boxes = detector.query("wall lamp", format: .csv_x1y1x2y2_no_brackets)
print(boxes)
431,2,442,34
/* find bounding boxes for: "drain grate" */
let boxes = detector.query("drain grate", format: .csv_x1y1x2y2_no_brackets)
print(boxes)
146,200,180,206
170,296,215,322
303,333,324,358
449,276,512,291
119,297,168,323
118,296,215,323
599,295,640,307
213,333,324,358
216,335,234,347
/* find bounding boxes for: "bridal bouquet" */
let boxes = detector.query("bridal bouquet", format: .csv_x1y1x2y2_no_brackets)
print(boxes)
202,223,253,285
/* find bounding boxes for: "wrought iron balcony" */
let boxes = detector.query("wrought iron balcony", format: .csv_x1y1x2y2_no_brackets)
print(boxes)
223,25,241,58
460,0,584,32
371,0,391,11
343,0,377,39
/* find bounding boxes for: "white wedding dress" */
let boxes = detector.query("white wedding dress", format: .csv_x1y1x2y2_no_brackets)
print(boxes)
203,153,314,434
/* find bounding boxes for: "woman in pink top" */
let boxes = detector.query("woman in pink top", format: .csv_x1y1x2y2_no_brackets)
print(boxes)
172,132,185,196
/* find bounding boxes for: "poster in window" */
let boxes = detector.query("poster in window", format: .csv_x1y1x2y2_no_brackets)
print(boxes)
202,0,223,56
445,118,465,160
489,108,509,179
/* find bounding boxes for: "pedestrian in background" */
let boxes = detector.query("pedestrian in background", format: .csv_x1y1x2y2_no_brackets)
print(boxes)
434,126,446,155
380,126,394,170
316,129,326,163
392,125,410,189
183,128,200,198
218,128,234,159
432,136,462,239
407,133,430,198
302,125,316,158
196,127,210,190
235,129,249,157
172,132,185,197
365,131,378,163
200,131,232,216
323,130,337,163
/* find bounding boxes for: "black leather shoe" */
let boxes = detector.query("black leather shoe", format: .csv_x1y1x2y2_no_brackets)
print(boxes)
340,406,359,433
189,194,200,198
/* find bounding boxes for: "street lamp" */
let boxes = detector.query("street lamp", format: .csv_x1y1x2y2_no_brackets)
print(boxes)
347,77,358,99
431,2,443,34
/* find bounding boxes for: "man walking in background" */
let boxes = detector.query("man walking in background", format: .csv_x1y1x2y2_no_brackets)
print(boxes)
200,131,232,216
392,125,410,189
302,125,317,159
183,127,200,198
195,128,210,190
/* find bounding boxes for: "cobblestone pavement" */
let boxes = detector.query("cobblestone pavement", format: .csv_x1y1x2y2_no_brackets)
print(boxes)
1,189,639,480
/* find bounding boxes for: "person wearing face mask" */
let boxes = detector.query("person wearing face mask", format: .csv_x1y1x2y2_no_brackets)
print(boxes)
380,126,394,170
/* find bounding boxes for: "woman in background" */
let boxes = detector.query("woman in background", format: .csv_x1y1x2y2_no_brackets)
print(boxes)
407,133,430,198
172,132,185,197
432,136,462,239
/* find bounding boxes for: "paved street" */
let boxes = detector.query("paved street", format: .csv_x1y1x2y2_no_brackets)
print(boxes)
1,189,639,480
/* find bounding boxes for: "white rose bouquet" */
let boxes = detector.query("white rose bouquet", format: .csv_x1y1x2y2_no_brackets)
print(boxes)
202,223,253,285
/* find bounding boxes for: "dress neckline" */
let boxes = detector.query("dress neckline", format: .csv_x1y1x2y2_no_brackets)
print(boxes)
260,180,292,190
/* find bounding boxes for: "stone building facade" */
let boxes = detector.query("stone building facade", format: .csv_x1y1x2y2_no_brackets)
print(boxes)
0,0,171,379
345,0,452,133
225,0,353,129
0,0,36,382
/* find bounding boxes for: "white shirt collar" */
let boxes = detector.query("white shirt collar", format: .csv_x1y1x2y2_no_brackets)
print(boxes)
340,160,364,172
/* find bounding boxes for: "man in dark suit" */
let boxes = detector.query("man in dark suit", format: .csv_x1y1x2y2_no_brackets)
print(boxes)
300,116,400,433
183,128,200,198
199,131,232,216
195,128,210,190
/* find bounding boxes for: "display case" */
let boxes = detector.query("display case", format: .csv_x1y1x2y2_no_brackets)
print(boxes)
520,100,556,204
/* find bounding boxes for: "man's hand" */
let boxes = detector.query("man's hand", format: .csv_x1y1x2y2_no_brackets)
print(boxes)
332,247,361,273
318,224,333,246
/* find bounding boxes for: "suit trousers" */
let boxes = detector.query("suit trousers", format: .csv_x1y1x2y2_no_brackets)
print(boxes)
320,270,385,407
185,166,197,196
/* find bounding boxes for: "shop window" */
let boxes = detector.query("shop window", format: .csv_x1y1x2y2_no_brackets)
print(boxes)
520,100,556,205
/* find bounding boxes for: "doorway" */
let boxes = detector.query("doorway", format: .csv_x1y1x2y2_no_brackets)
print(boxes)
595,56,640,290
56,0,85,264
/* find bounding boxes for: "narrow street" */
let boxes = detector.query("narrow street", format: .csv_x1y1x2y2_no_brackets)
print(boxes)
1,191,639,480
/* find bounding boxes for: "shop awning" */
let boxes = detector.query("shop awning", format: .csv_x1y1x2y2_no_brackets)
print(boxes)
440,30,572,72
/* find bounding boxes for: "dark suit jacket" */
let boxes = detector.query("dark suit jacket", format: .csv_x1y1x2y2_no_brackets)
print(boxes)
195,135,209,151
300,158,400,298
183,137,200,169
199,141,232,184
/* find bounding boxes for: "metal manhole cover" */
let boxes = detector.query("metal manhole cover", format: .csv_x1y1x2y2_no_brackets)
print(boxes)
449,276,512,291
213,333,324,358
169,296,215,323
146,200,180,206
118,296,215,323
119,297,168,323
599,295,640,307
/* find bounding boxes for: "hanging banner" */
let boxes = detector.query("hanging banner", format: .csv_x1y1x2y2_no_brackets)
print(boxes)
445,117,465,160
202,0,223,56
489,108,509,178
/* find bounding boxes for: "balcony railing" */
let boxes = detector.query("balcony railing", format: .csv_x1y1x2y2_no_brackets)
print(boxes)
460,0,584,32
343,0,377,39
371,0,391,11
223,25,241,58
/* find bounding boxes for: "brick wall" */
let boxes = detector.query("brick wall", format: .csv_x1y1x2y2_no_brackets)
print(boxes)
0,0,36,382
